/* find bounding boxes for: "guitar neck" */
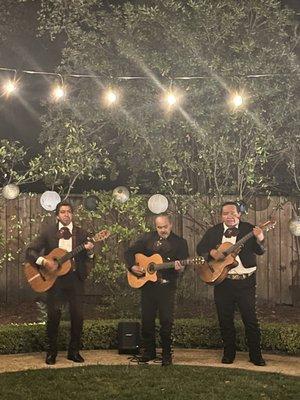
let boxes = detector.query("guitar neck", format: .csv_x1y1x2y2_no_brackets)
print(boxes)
58,237,95,265
154,258,196,271
221,221,275,257
222,231,254,256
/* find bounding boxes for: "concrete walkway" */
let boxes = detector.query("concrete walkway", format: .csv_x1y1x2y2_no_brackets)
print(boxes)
0,349,299,376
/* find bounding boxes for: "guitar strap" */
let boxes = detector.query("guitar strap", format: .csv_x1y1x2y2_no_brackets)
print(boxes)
71,226,77,270
55,222,60,248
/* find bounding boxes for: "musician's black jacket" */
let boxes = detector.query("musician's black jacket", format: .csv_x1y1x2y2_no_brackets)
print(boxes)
124,231,189,287
196,221,265,268
25,222,93,282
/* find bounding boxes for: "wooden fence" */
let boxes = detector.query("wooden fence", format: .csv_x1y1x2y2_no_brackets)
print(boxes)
0,194,299,306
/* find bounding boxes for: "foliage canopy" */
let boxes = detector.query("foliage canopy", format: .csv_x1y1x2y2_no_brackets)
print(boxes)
34,0,299,199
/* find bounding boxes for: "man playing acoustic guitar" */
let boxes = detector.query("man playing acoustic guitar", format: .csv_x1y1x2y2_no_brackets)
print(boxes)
125,213,189,366
196,201,266,366
26,201,98,365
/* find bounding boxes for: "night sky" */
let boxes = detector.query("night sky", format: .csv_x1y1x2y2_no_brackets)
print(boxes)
0,0,299,153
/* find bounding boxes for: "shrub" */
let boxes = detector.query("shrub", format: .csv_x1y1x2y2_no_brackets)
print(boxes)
0,319,298,355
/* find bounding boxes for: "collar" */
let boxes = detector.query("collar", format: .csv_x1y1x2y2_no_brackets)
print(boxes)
223,222,239,232
58,221,73,233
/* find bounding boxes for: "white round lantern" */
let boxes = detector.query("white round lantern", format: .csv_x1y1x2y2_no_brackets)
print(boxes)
40,191,61,211
148,194,168,214
112,186,130,203
289,216,300,237
2,183,20,200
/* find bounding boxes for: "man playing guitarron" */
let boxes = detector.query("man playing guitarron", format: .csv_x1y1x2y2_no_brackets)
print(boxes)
196,201,266,366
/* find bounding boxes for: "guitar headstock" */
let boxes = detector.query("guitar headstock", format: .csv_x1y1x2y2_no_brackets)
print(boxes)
93,229,111,243
260,220,277,231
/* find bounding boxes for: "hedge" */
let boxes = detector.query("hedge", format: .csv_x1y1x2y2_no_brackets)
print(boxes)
0,318,299,355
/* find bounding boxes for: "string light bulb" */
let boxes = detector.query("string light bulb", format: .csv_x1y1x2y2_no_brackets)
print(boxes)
51,85,66,101
228,90,248,110
233,94,243,107
105,89,118,105
2,79,18,96
162,88,184,111
166,93,177,106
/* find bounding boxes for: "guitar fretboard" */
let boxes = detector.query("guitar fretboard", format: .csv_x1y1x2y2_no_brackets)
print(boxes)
152,258,203,271
58,237,96,265
221,221,274,256
222,231,254,256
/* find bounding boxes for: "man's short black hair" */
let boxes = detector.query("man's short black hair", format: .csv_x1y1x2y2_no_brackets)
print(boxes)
154,213,172,224
220,201,241,213
55,201,74,215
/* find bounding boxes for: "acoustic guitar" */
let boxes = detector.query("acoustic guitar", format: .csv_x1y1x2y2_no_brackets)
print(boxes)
197,220,276,286
127,253,205,289
24,229,110,292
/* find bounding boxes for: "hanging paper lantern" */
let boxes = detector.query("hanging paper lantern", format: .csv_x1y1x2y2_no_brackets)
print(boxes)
84,195,99,211
40,191,61,211
112,186,130,203
289,216,300,237
2,183,20,200
148,194,168,214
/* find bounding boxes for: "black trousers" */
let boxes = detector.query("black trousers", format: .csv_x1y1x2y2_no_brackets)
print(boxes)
140,282,176,355
214,273,262,359
46,272,84,355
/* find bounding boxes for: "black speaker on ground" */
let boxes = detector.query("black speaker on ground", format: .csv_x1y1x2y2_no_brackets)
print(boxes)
117,321,140,354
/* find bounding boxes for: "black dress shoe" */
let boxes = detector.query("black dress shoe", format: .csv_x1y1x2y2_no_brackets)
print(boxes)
162,354,173,367
67,352,85,363
45,353,56,365
250,357,266,366
136,353,156,363
221,356,234,364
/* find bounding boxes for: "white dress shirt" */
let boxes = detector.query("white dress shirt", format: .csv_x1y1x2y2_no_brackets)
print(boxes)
222,223,256,275
58,222,73,252
36,222,73,265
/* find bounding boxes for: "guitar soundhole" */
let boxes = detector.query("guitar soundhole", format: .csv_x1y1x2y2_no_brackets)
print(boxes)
148,263,156,274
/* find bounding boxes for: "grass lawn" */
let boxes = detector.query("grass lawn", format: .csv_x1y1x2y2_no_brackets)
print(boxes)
0,365,298,400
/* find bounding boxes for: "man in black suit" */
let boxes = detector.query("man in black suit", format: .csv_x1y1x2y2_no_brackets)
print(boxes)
196,201,266,366
125,213,189,366
26,201,94,365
